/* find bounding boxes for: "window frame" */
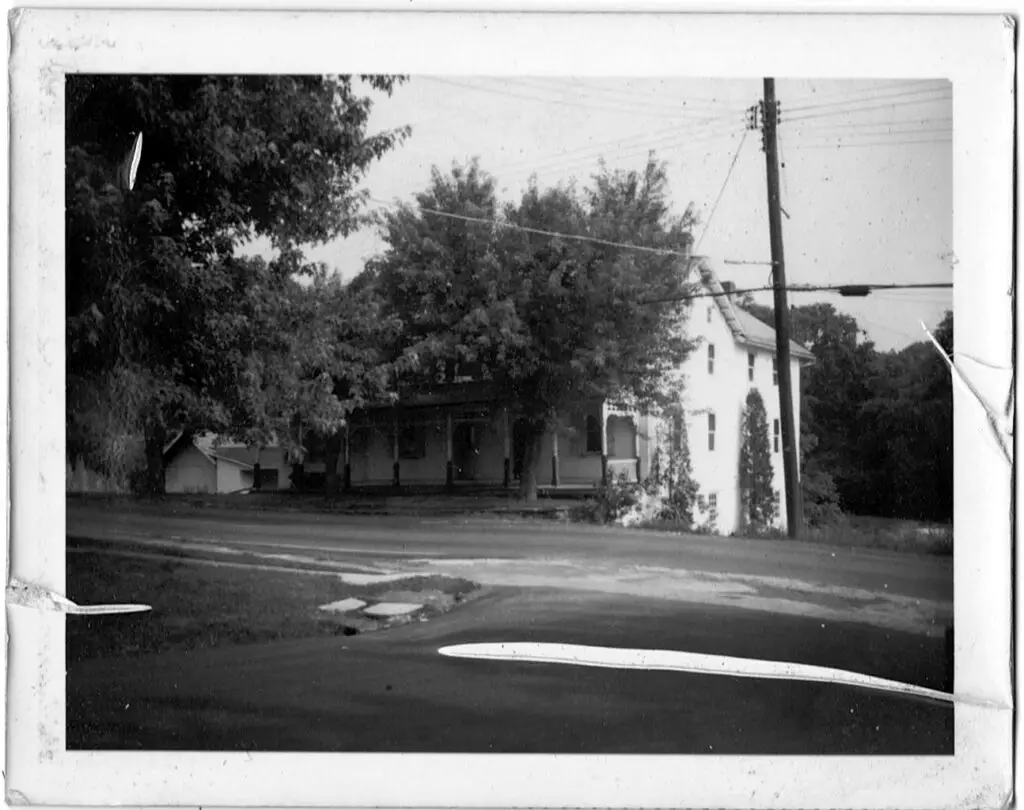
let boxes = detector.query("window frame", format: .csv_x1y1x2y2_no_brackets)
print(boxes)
707,343,715,375
748,352,756,382
708,412,716,452
584,414,602,454
773,357,778,386
773,419,780,453
398,423,427,460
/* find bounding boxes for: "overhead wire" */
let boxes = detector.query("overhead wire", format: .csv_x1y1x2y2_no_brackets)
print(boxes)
640,281,953,305
788,116,952,133
489,115,743,179
421,76,729,121
496,76,746,118
784,84,953,114
369,196,692,258
790,124,953,140
779,79,949,111
695,130,749,251
523,126,744,180
786,137,952,151
783,93,952,124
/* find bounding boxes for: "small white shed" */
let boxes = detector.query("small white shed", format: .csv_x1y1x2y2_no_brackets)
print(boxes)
163,435,255,494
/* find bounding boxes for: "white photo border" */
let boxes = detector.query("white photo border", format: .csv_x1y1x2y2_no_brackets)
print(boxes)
7,9,1013,808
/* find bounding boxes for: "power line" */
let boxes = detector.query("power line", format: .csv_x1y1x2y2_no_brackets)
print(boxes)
492,120,742,180
502,76,745,118
791,125,953,141
528,128,743,181
783,93,952,124
784,84,952,114
370,196,692,258
787,137,952,151
421,76,728,122
696,129,749,251
486,121,707,177
780,80,949,112
789,116,952,133
640,281,953,305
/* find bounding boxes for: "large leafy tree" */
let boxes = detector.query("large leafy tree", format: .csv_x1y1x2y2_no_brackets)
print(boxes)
857,311,953,520
740,298,952,521
66,74,408,492
368,157,698,499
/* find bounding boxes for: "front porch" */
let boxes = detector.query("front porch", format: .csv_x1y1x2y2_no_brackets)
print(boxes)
329,400,645,492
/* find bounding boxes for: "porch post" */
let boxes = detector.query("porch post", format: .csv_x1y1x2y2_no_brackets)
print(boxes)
392,415,400,488
446,411,454,491
343,422,352,492
634,416,642,483
551,422,560,488
600,402,609,485
502,408,511,488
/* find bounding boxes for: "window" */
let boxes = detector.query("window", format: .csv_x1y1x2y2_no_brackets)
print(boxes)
706,305,713,323
748,352,756,382
672,413,683,452
773,419,780,453
399,424,426,460
707,344,715,375
708,493,718,511
708,412,716,452
585,414,602,453
773,357,778,386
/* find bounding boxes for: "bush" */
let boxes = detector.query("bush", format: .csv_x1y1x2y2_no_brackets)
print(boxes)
571,475,647,524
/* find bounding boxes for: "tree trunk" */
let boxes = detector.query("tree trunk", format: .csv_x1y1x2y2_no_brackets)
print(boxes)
140,426,167,496
324,432,344,498
517,420,546,502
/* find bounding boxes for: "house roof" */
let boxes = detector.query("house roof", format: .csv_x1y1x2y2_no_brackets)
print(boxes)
695,259,816,363
163,433,255,470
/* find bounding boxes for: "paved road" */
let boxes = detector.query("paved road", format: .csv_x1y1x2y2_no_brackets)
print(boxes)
67,586,952,754
65,502,953,754
66,502,952,602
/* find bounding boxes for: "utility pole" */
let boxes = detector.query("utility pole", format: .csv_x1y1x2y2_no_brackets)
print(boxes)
759,78,802,538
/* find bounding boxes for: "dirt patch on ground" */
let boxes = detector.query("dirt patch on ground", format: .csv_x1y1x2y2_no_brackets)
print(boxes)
67,543,480,661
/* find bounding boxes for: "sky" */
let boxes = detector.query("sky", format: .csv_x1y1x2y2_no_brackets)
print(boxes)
281,77,953,352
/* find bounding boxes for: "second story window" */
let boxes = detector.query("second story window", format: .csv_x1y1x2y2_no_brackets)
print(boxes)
748,352,756,382
708,412,716,452
708,344,715,375
774,419,780,453
706,304,713,323
773,357,778,386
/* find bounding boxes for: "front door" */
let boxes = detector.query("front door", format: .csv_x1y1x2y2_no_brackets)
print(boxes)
453,422,478,481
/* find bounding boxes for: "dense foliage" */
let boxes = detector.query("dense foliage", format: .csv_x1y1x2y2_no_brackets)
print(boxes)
739,299,953,522
366,157,698,499
66,74,408,492
738,389,779,529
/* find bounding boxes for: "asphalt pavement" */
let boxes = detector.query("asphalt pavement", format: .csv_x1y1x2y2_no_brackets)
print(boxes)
65,501,954,754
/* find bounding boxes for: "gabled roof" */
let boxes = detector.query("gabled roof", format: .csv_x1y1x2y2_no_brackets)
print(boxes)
163,433,255,470
694,258,816,363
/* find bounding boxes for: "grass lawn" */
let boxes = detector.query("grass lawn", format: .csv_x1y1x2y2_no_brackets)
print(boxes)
66,543,478,663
